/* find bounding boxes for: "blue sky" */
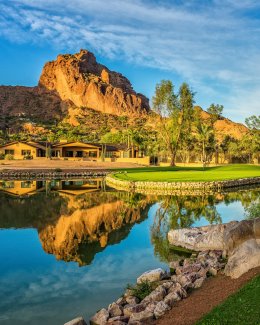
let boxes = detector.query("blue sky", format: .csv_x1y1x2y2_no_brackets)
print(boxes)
0,0,260,123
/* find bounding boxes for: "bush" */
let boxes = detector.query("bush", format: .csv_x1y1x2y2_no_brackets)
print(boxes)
54,168,62,173
5,154,14,160
126,281,155,300
0,152,4,160
23,154,33,160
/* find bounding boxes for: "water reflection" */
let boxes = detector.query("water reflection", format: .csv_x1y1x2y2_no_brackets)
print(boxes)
151,188,260,263
0,180,151,266
0,179,259,324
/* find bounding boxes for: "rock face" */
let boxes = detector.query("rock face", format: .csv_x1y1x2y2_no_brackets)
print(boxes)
168,217,260,278
39,49,149,116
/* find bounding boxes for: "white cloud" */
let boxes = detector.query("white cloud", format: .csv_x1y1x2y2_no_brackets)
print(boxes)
0,0,260,121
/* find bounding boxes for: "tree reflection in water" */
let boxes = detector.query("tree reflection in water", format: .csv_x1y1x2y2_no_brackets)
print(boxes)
151,188,260,263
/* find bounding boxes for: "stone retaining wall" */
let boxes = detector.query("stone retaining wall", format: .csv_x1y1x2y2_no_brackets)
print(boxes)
0,170,109,180
106,174,260,194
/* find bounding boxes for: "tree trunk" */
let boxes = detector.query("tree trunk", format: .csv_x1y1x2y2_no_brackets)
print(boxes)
170,153,176,166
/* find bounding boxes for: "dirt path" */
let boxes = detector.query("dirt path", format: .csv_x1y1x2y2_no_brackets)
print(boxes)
153,267,260,325
0,159,144,170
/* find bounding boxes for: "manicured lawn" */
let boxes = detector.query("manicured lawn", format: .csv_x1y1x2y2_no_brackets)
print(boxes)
196,274,260,325
113,165,260,182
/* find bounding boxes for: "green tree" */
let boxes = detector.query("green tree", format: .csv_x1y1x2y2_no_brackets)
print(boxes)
152,80,195,166
196,122,214,167
207,103,224,125
245,115,260,130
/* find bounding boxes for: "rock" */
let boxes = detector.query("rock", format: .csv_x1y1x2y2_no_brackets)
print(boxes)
123,304,146,317
90,309,109,325
145,302,158,313
182,263,201,274
142,285,167,303
128,321,142,325
64,317,87,325
225,238,260,278
129,309,154,323
116,297,126,306
108,303,123,317
168,218,260,279
39,49,150,117
161,281,174,291
164,291,182,307
193,277,205,289
154,301,171,319
125,296,139,305
124,289,134,298
169,261,180,271
208,267,218,276
106,316,129,324
167,282,187,300
137,268,167,284
168,223,234,251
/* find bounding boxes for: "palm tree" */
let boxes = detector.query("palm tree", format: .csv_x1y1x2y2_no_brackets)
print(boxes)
196,123,213,168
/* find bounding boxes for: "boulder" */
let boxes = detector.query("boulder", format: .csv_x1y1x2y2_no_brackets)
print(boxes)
137,268,167,284
90,309,109,325
164,291,182,307
64,317,87,325
193,277,205,289
154,301,171,319
106,316,129,324
108,303,123,317
168,223,234,251
225,238,260,278
142,285,167,303
129,309,154,323
123,304,146,317
125,296,139,305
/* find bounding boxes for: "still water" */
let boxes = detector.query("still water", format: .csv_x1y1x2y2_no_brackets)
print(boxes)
0,179,259,324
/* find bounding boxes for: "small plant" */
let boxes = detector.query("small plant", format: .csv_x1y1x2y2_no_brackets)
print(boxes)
54,168,62,173
0,152,4,160
23,154,33,160
5,154,14,160
126,281,155,300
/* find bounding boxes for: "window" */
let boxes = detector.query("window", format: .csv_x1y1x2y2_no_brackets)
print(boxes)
89,151,97,157
21,181,32,188
21,150,31,156
65,151,74,157
1,181,15,189
76,151,83,157
5,150,14,155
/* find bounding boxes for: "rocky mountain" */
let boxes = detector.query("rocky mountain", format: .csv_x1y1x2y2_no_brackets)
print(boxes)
0,49,248,141
196,106,248,141
0,49,149,132
39,49,149,116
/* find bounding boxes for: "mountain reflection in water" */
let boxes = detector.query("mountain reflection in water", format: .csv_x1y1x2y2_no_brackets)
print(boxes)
0,179,259,325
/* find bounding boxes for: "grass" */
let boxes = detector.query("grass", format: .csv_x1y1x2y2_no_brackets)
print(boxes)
126,280,156,300
196,274,260,325
113,164,260,182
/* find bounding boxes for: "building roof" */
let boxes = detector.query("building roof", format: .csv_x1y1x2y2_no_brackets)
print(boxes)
0,141,46,150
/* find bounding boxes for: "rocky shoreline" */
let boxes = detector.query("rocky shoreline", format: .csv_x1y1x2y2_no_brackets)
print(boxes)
106,174,260,194
65,218,260,325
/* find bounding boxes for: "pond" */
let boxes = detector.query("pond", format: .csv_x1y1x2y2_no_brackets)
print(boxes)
0,179,259,325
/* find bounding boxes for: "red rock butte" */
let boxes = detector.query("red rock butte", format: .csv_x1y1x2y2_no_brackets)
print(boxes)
38,49,150,116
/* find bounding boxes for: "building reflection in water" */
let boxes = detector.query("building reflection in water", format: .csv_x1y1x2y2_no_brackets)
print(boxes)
0,179,151,266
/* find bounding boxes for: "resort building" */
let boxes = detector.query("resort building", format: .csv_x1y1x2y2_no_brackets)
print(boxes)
0,140,150,164
0,141,47,159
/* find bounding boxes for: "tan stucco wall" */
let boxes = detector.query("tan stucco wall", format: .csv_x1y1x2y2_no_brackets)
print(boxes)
0,143,39,159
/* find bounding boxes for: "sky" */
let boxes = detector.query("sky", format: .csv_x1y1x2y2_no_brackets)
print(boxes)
0,0,260,123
